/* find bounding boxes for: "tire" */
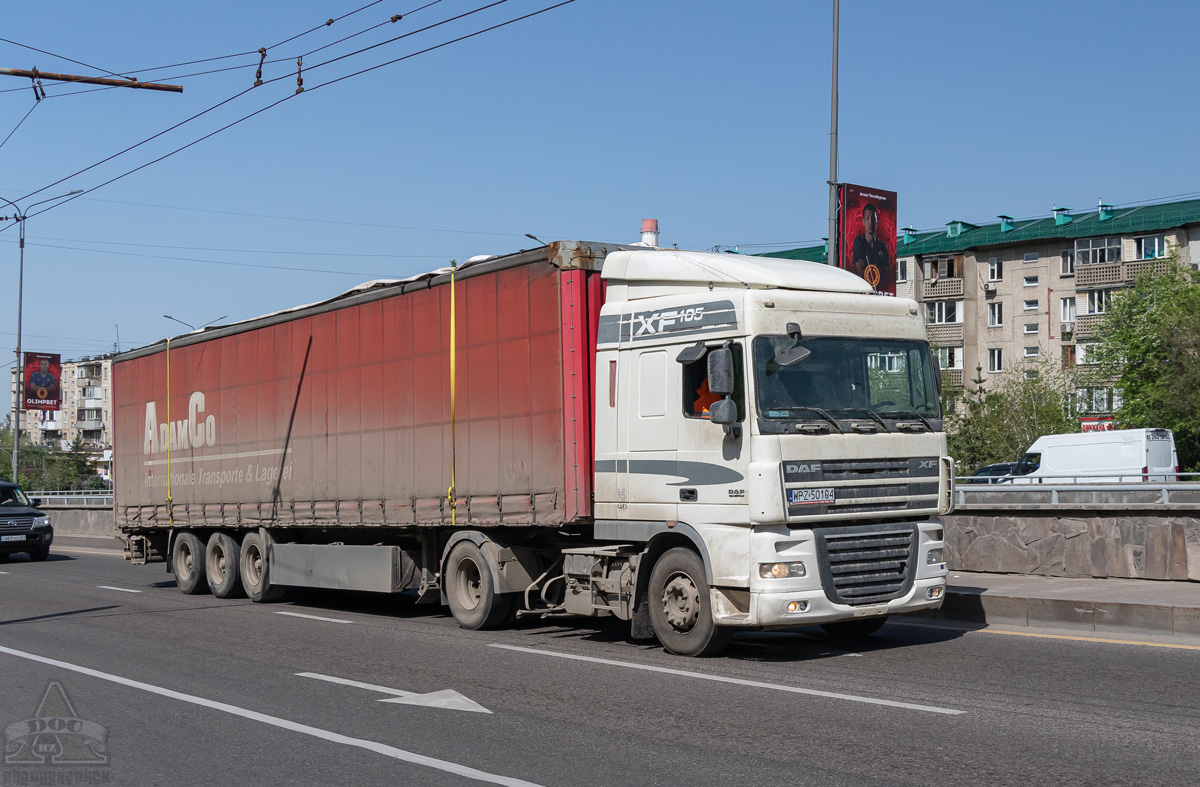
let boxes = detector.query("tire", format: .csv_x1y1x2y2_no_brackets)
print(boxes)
172,532,209,595
205,532,244,598
820,616,888,638
240,532,284,603
27,546,50,562
444,541,513,630
647,547,732,657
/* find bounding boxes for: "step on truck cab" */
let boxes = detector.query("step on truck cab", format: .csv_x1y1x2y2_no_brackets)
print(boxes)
115,241,951,657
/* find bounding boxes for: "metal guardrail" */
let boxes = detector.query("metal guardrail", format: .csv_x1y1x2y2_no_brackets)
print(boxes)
954,473,1200,507
27,490,113,507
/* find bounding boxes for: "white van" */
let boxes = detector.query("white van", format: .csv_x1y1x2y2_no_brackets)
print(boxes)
1012,428,1177,483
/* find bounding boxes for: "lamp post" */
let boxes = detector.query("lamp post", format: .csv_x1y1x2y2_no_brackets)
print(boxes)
1,190,83,484
163,314,227,333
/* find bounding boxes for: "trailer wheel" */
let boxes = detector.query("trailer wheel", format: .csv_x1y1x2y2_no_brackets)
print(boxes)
445,541,512,630
240,532,284,603
820,617,888,639
205,532,244,598
647,547,731,657
172,532,209,595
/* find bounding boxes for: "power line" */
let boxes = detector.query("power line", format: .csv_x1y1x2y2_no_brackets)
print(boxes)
0,101,38,152
0,36,134,80
1,234,450,259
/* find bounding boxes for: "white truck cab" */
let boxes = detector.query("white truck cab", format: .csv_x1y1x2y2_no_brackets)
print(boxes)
588,250,951,654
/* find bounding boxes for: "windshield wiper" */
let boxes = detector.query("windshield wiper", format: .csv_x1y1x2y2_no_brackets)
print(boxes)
830,407,890,432
786,406,844,433
878,409,935,431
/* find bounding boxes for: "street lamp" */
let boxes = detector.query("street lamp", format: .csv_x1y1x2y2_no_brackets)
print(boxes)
1,189,83,484
163,314,227,332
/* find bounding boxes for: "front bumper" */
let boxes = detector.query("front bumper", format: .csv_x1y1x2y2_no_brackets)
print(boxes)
741,576,945,628
0,526,53,553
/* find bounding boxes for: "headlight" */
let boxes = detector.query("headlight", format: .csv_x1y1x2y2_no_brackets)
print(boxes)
927,548,944,565
759,562,806,579
34,516,49,528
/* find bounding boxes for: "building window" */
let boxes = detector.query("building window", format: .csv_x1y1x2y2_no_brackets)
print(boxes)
1061,297,1076,322
1024,322,1039,334
1076,343,1097,365
1075,236,1121,265
936,346,964,370
1024,346,1039,358
988,258,1003,282
1076,386,1120,413
1023,252,1038,264
923,255,962,280
1062,345,1076,369
1023,299,1038,311
1024,369,1040,380
988,348,1003,373
1134,234,1166,260
1087,289,1112,314
988,302,1003,327
897,259,908,283
925,300,961,324
1023,275,1038,287
1060,249,1075,276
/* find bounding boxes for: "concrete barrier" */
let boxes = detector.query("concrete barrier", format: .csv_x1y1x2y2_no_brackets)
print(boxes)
46,507,119,540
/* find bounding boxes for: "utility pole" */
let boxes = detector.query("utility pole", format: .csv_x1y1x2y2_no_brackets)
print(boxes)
0,67,182,93
826,0,840,268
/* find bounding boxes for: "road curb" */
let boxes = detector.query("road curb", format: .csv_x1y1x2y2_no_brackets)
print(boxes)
920,588,1200,638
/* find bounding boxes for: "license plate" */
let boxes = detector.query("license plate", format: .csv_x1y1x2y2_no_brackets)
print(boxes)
788,487,835,505
1,535,25,542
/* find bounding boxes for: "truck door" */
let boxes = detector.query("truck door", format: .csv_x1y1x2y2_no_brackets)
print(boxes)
676,342,748,516
618,347,678,521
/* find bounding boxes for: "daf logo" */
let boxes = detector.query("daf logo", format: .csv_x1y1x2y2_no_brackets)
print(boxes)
633,306,706,336
786,463,820,474
917,459,937,469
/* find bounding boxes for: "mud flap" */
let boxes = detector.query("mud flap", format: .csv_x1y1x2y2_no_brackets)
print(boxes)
630,598,655,640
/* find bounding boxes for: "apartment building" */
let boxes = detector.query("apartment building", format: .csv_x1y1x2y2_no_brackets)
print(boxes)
764,197,1200,421
8,355,113,449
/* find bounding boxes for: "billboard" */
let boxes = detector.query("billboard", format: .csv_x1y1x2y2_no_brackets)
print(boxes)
839,183,898,296
23,352,61,411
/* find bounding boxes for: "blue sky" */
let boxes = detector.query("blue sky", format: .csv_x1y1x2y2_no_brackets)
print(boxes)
2,0,1198,411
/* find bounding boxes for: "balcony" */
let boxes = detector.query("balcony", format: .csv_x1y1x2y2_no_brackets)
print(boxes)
1074,313,1104,339
924,277,964,299
83,398,104,409
76,377,101,388
941,369,965,389
1076,259,1171,289
76,419,103,430
38,420,62,432
926,323,964,346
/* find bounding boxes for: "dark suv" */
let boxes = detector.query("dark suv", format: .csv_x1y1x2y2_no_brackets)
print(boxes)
0,482,53,561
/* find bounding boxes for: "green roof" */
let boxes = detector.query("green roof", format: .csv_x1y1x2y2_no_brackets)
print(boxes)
769,198,1200,260
759,244,828,262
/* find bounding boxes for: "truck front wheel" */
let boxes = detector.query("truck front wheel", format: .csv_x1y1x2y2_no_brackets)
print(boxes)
240,532,284,603
647,547,732,657
445,541,512,630
172,532,208,595
206,532,244,598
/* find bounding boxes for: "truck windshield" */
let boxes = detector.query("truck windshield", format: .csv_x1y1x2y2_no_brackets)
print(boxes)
752,336,940,420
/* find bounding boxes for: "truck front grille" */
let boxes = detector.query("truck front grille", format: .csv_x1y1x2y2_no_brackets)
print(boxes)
782,456,940,520
815,523,917,606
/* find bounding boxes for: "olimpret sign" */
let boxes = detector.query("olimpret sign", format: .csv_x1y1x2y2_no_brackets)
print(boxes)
22,352,61,411
838,183,898,296
143,392,217,454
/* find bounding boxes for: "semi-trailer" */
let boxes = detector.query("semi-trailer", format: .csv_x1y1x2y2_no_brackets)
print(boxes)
114,239,952,656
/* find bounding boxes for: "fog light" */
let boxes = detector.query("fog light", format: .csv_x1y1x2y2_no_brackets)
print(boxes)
786,600,809,614
759,562,806,579
927,548,944,565
926,586,944,600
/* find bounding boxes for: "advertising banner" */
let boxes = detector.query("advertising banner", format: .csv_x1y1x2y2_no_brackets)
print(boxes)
839,183,898,296
23,352,61,411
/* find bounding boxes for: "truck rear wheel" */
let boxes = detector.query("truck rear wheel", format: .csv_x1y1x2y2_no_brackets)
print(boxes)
240,532,284,603
647,547,732,657
820,617,888,638
206,532,244,598
172,532,208,595
445,541,512,630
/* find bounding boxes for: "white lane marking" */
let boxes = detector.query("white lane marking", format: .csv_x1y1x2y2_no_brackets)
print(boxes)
0,644,540,786
490,644,964,716
97,585,143,594
275,611,352,624
297,672,491,714
0,571,8,575
143,448,283,467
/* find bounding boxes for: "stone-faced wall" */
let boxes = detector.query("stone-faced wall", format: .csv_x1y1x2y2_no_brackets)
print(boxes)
944,512,1200,581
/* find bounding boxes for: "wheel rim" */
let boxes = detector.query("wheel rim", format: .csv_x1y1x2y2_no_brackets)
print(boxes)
453,557,483,612
177,541,194,582
661,571,701,632
245,544,264,587
209,545,228,580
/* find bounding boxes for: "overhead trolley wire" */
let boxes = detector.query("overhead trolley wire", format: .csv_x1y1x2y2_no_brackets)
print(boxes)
0,35,135,80
0,101,39,152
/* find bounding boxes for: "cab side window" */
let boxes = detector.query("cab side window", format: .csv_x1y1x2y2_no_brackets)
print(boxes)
680,343,746,420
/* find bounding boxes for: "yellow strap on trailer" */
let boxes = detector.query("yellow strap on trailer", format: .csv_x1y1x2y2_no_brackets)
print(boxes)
447,261,457,526
165,336,173,526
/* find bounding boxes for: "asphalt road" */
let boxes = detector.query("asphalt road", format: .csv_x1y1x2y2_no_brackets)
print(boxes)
1,546,1198,787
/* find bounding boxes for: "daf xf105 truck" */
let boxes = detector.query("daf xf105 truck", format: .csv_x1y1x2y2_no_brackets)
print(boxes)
114,240,952,656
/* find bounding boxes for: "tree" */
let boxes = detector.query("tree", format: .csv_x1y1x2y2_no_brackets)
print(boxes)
1090,258,1200,470
947,359,1080,473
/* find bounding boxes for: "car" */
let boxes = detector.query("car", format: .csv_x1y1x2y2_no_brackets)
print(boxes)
966,462,1017,484
0,482,53,562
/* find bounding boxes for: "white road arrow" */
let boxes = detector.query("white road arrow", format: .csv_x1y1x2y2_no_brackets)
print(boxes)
296,671,491,714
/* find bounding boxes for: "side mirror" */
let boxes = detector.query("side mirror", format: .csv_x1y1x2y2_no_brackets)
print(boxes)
31,498,42,508
776,322,811,367
707,348,735,395
709,398,737,425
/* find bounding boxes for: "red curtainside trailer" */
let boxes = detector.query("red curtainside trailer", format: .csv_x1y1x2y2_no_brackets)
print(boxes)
114,241,610,537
